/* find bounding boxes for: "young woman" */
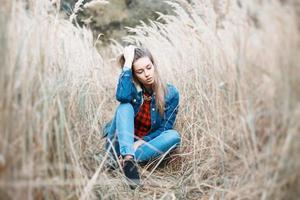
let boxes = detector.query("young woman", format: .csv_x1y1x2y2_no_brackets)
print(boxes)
102,45,181,189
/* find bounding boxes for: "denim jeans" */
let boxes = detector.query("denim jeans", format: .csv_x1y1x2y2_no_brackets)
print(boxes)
105,103,181,163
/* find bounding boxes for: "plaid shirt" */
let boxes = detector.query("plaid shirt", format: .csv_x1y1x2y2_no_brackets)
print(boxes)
134,92,152,138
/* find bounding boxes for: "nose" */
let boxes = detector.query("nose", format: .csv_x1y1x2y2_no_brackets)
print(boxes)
144,70,150,77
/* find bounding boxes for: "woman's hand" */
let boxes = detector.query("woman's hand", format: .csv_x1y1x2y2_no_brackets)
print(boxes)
133,139,146,151
123,45,135,69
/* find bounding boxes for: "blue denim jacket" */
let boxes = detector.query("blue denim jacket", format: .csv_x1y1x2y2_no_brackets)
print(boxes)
102,67,180,142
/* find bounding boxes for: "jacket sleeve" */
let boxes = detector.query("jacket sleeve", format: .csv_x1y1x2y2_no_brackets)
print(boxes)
115,67,136,103
142,88,179,142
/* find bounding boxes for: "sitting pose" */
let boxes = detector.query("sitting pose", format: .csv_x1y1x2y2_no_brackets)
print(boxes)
102,45,181,189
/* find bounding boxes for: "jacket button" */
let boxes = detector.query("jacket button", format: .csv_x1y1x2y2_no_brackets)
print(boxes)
152,108,155,111
133,99,136,102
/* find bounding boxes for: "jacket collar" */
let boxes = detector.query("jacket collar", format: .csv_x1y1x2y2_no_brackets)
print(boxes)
135,82,142,93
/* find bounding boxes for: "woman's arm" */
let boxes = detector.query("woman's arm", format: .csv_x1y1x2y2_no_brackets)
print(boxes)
115,68,135,102
115,46,136,103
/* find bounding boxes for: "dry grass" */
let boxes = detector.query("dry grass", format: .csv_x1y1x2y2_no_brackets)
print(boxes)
1,0,300,199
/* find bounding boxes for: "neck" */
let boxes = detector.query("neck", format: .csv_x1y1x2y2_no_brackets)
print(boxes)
143,84,153,94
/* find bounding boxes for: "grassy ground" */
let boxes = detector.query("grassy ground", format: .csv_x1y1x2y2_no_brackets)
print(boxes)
1,0,300,199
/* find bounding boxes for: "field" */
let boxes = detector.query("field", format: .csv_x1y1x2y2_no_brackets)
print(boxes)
1,0,300,199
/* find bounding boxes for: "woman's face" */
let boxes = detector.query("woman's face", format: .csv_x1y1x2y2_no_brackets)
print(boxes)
133,56,155,87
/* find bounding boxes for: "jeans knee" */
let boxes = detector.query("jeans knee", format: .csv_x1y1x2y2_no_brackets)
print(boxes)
116,103,134,116
164,130,181,145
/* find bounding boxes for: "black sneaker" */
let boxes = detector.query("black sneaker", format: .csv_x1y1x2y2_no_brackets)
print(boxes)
122,158,141,189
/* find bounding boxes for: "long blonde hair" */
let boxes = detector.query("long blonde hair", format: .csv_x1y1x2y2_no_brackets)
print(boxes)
117,47,167,117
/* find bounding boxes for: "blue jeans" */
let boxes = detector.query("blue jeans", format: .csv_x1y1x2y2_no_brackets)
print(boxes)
105,103,181,163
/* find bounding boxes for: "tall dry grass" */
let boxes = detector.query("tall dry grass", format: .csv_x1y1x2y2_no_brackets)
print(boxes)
0,1,118,199
121,1,300,198
1,0,300,199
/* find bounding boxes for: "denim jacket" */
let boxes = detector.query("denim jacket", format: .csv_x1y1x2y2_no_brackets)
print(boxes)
102,67,180,142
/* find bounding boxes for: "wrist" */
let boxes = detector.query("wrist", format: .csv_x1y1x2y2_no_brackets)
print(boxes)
124,61,133,68
122,66,131,72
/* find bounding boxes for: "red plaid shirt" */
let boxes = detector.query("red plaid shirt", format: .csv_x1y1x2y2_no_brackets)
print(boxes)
134,92,152,138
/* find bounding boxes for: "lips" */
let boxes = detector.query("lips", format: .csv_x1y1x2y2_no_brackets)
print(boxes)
146,77,152,82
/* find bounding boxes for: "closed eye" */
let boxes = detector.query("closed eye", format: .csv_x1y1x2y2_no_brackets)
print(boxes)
135,64,151,74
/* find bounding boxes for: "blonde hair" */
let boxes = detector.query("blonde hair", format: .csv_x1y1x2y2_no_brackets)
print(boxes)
117,47,167,117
